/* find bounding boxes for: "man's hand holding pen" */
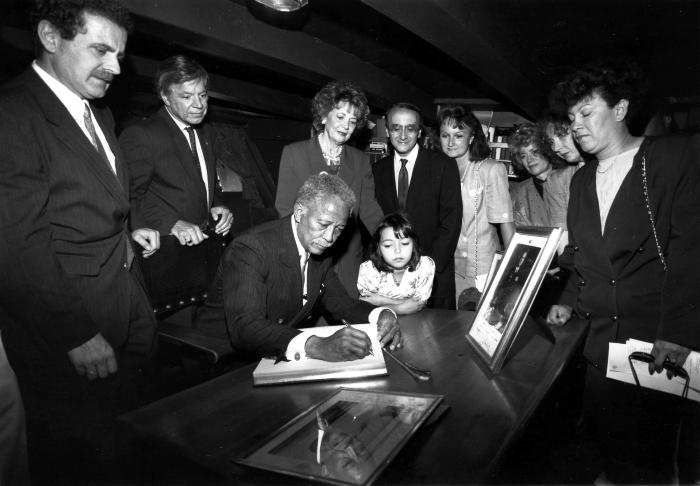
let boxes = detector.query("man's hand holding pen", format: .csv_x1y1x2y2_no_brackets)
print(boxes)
304,310,401,362
305,325,374,362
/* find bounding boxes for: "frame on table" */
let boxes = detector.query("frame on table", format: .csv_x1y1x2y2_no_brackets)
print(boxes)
477,250,504,309
235,388,442,486
466,226,562,374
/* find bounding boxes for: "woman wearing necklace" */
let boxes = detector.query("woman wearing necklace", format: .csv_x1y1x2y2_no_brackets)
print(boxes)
437,105,515,308
547,60,700,484
275,81,384,297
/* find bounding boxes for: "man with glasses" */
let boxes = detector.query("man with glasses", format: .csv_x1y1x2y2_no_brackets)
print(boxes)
372,102,462,309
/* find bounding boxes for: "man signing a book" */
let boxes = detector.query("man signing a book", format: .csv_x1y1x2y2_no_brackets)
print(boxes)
196,173,401,362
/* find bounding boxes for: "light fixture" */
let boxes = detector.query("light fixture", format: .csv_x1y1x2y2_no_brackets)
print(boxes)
251,0,308,13
246,0,310,29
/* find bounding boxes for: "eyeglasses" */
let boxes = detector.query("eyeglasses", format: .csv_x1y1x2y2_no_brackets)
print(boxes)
388,125,419,135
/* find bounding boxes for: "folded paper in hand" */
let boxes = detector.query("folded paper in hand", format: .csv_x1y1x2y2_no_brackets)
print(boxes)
606,339,700,402
253,323,387,386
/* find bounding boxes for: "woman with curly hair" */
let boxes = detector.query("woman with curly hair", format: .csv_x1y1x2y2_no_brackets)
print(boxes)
275,81,383,296
437,104,515,307
508,122,575,247
547,60,700,484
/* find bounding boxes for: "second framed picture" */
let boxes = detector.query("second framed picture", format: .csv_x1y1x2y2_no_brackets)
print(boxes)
466,226,562,374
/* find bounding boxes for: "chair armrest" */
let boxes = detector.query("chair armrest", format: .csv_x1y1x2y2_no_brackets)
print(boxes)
158,321,234,365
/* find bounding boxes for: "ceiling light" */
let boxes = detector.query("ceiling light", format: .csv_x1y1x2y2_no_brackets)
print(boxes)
251,0,308,12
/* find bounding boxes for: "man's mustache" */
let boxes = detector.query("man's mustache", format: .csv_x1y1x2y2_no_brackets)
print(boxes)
92,70,115,83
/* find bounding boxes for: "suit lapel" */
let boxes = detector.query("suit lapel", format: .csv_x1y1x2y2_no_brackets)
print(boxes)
406,150,429,212
25,70,128,206
157,108,208,206
198,126,218,208
377,156,399,210
279,220,304,307
93,105,129,195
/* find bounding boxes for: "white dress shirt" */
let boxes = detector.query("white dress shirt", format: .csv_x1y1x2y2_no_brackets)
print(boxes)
392,144,420,194
166,109,211,203
32,61,116,173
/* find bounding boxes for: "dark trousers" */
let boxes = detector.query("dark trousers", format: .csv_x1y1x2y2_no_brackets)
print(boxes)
429,266,456,310
584,362,700,484
12,271,157,485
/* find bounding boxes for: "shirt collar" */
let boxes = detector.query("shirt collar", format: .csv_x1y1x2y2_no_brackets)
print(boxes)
165,107,190,131
290,215,307,259
32,60,88,124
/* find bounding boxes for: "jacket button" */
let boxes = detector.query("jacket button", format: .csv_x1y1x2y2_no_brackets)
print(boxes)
609,279,616,286
584,312,591,319
578,280,585,287
638,247,645,252
573,246,580,251
611,315,618,322
277,318,284,324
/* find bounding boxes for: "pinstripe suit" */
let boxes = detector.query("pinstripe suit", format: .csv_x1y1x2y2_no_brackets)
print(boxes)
0,68,156,479
200,217,374,357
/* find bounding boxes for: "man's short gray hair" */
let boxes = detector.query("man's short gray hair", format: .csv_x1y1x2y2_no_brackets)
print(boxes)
295,173,356,214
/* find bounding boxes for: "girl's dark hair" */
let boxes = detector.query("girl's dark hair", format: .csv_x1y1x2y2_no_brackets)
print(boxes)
310,80,369,133
369,213,421,273
436,104,491,161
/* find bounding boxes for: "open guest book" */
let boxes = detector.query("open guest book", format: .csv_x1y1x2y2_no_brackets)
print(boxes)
253,323,387,386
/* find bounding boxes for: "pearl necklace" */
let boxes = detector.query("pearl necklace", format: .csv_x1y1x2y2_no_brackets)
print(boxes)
318,133,343,169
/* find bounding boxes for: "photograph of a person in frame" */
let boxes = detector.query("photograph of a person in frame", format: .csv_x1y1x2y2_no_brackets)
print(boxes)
484,244,539,332
267,398,421,484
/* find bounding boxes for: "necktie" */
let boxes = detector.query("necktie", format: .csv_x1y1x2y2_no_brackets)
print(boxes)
300,252,309,305
83,103,111,170
184,126,201,169
398,158,409,209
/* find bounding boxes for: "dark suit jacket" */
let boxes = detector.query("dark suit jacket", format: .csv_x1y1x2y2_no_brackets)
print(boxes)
373,148,462,309
560,135,700,368
198,217,375,357
275,138,384,297
119,107,222,235
0,68,147,365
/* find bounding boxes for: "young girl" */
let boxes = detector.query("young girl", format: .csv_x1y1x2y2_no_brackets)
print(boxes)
356,213,435,315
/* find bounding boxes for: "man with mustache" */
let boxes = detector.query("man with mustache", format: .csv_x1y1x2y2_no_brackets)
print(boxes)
0,0,160,482
197,173,401,362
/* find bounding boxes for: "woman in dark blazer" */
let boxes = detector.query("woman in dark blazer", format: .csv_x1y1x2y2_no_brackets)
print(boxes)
275,81,383,297
547,60,700,484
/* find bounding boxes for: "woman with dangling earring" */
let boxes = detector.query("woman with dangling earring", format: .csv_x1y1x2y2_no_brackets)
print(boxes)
437,104,515,309
275,81,384,297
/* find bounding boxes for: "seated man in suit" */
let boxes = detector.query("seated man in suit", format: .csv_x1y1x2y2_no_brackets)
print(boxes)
197,173,401,361
120,54,233,246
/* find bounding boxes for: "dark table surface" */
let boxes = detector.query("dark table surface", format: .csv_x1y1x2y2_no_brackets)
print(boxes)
120,310,587,484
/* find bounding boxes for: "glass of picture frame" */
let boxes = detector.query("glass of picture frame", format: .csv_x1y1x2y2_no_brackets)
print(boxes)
235,388,443,486
466,226,562,374
477,250,504,309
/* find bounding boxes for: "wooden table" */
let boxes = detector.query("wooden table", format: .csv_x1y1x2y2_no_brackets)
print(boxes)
120,310,586,484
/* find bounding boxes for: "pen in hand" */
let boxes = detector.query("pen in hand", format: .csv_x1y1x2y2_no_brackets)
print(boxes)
341,319,374,356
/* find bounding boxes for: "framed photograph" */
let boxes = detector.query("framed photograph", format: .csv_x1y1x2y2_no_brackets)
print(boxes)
235,388,443,486
466,227,562,374
477,251,504,309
